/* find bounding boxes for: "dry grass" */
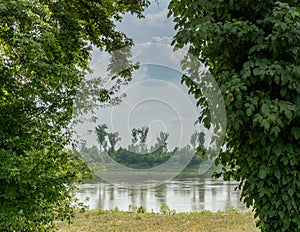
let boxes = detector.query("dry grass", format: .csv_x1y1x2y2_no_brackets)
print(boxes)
55,209,259,232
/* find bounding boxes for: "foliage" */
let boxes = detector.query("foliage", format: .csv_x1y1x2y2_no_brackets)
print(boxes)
95,124,121,154
95,124,108,152
190,131,198,151
137,206,147,214
190,131,205,151
151,131,169,154
160,202,176,215
85,128,206,169
169,0,300,231
112,147,172,168
77,144,105,168
128,126,149,153
107,131,121,153
0,0,149,230
128,204,138,213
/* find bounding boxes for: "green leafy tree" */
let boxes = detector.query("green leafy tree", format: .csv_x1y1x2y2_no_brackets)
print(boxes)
107,131,121,154
0,0,149,230
128,128,139,152
138,126,149,153
131,128,139,144
190,131,198,151
153,131,169,154
169,1,300,231
189,131,206,166
128,126,149,153
198,132,205,148
190,131,205,151
95,124,108,152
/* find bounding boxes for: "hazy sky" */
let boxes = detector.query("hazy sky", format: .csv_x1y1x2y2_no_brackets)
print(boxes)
74,1,209,151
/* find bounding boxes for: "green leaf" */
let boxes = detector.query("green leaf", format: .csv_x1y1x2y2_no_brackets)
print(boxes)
288,188,294,197
272,144,282,157
290,157,298,166
275,170,281,180
270,126,280,138
291,127,300,140
282,193,289,202
282,156,289,166
280,70,290,85
293,66,300,79
278,211,285,219
291,11,300,19
261,119,270,132
259,166,267,179
246,107,253,116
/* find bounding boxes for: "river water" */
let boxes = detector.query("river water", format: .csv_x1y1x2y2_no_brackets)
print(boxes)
75,175,248,213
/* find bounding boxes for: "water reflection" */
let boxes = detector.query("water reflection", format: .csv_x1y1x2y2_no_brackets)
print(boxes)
76,176,247,213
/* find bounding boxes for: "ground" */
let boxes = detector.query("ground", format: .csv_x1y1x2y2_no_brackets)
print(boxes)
55,209,259,232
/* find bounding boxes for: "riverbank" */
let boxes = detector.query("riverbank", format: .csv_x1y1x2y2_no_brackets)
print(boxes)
55,209,259,232
86,164,222,183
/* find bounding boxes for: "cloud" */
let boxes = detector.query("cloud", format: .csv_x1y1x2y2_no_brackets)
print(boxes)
116,4,175,44
145,9,170,24
151,36,172,44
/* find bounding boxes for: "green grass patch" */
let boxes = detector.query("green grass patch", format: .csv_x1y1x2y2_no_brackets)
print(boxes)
54,208,258,232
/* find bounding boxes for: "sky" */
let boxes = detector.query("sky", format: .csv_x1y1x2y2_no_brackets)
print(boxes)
74,1,210,151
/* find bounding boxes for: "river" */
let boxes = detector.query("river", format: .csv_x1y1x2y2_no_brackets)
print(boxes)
75,174,248,213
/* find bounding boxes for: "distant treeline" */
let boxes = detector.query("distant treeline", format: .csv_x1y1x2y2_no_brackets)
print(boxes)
77,144,207,169
77,124,210,169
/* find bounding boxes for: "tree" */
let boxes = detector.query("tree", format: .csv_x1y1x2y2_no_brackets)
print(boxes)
198,132,205,148
0,0,149,230
190,131,198,151
95,124,108,152
169,1,300,231
107,131,121,154
153,131,169,154
138,126,149,153
128,126,149,153
190,131,205,151
128,128,139,152
189,131,206,166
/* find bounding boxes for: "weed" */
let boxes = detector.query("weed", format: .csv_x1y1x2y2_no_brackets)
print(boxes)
160,202,176,215
137,206,146,213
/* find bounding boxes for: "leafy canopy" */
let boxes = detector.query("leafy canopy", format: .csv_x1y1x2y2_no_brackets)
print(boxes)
0,0,149,230
169,0,300,231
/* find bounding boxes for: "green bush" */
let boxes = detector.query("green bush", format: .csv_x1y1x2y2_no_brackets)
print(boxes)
169,0,300,231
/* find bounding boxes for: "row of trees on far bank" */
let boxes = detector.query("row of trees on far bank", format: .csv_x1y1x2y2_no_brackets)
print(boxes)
78,124,207,169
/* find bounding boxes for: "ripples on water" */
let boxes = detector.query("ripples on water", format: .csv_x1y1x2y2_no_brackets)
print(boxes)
76,175,247,213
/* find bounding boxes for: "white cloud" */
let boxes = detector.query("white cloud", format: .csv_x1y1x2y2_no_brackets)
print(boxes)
151,36,172,44
145,9,170,24
116,3,175,44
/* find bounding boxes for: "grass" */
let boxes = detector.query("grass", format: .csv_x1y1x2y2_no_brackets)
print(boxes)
55,209,259,232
